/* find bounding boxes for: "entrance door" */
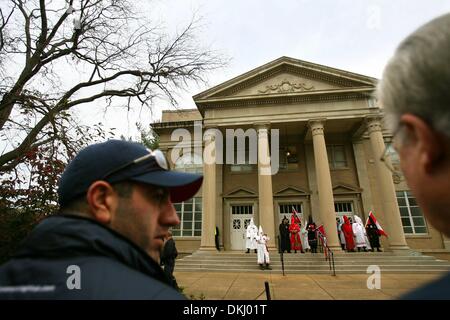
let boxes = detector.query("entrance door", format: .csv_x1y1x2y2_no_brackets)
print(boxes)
230,204,254,250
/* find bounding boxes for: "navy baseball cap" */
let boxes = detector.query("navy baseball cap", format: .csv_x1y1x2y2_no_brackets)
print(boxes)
57,140,203,206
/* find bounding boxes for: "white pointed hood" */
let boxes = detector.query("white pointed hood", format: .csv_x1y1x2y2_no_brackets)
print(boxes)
301,216,308,231
354,215,363,226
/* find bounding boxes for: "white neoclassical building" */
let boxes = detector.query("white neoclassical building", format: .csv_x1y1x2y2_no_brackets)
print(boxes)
152,57,450,256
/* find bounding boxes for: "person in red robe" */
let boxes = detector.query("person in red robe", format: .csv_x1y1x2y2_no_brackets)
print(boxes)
341,215,355,252
289,213,304,253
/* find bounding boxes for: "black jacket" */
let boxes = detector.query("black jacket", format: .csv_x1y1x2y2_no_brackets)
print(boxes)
401,271,450,300
161,238,178,264
0,214,185,300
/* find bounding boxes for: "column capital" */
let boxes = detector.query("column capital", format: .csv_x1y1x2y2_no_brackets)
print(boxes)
365,115,384,134
254,122,271,131
308,118,326,137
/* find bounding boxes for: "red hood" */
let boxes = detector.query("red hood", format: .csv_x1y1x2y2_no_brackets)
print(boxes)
343,215,350,225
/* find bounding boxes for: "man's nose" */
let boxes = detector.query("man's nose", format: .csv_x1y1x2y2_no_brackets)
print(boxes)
162,201,180,226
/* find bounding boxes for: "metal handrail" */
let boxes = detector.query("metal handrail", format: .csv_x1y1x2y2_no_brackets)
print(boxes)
277,235,285,276
317,231,336,276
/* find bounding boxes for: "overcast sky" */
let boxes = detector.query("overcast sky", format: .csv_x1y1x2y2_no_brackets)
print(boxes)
78,0,450,139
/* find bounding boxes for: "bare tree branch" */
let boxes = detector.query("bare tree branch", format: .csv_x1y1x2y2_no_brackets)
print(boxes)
0,0,226,171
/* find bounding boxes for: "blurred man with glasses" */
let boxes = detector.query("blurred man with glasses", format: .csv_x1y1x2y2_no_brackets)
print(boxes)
0,140,203,299
377,13,450,299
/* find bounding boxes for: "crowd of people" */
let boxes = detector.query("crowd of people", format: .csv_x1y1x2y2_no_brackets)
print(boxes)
243,210,387,271
277,213,320,254
336,214,384,252
276,210,386,254
244,219,272,270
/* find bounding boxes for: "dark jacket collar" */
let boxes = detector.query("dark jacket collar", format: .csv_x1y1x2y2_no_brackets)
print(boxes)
14,214,170,285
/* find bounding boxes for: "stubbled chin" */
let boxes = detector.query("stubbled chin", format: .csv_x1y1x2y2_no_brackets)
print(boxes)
148,250,160,264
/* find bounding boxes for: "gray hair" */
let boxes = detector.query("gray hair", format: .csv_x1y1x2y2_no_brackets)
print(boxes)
377,13,450,137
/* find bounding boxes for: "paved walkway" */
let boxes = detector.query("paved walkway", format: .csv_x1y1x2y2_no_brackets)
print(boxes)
174,271,445,300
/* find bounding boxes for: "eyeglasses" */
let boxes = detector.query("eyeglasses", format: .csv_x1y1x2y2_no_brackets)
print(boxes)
102,148,169,180
380,125,402,176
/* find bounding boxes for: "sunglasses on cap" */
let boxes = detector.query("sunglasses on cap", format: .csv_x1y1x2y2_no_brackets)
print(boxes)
101,148,169,180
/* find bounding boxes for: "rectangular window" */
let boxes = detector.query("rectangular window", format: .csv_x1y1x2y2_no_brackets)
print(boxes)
396,191,428,234
230,164,253,172
229,137,255,172
278,203,302,225
230,149,253,171
334,202,353,218
279,150,288,170
287,147,298,164
326,145,347,169
231,205,253,215
279,146,298,170
172,197,202,237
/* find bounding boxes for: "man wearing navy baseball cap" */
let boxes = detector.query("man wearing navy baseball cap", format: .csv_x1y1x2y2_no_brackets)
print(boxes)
0,140,203,299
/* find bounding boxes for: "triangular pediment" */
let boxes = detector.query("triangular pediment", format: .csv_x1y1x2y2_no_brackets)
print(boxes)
229,73,342,97
274,186,310,197
332,183,362,194
224,187,257,198
194,56,377,101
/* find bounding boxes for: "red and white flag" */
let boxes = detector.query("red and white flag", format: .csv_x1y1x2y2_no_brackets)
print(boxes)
291,207,301,223
316,224,326,237
316,224,327,248
365,211,388,237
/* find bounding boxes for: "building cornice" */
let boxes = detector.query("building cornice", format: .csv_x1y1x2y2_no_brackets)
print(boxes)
196,87,374,116
151,120,197,130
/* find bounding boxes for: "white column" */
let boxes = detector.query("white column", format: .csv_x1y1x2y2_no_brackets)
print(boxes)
309,119,342,252
352,139,374,217
200,129,217,251
366,115,409,251
257,123,276,250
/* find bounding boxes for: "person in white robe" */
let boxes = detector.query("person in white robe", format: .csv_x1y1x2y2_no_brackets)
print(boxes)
338,217,346,250
300,218,311,252
245,218,258,253
256,226,271,270
352,215,368,252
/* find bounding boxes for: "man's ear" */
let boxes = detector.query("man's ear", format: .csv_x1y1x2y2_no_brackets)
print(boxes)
86,181,118,225
400,113,443,174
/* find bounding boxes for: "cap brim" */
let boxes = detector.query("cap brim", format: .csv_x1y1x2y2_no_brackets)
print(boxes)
130,170,203,203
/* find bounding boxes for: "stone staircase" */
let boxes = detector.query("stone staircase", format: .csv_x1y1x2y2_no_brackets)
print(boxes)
175,250,450,274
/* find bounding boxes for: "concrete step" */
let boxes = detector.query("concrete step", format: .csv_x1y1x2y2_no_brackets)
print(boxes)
179,258,441,265
188,253,432,259
174,267,450,274
180,254,440,263
176,261,450,268
176,263,450,269
174,251,450,274
190,251,412,256
177,260,450,267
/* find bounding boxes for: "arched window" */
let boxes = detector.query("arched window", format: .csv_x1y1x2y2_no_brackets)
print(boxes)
174,153,203,174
